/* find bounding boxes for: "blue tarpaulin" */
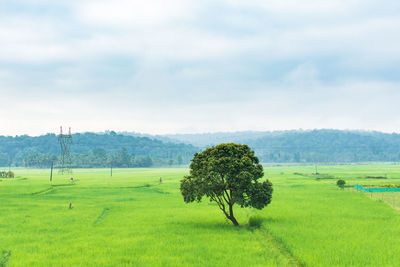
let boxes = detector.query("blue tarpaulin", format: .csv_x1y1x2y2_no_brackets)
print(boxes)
354,184,400,192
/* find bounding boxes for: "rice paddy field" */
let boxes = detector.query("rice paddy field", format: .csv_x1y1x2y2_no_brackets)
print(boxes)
1,164,400,266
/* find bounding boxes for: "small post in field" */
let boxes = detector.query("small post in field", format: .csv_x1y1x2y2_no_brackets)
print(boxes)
50,161,53,182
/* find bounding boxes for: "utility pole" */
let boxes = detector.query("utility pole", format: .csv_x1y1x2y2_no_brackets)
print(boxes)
50,161,53,182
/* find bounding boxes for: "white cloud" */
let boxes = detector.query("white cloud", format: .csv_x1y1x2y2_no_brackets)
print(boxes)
0,0,400,135
76,0,198,27
1,0,400,64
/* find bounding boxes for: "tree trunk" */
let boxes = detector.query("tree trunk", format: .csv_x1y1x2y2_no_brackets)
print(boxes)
228,203,239,226
228,215,239,226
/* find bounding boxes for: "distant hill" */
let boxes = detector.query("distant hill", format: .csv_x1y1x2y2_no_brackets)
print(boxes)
2,129,400,167
142,129,400,163
0,132,198,168
118,131,179,144
161,131,270,147
245,130,400,163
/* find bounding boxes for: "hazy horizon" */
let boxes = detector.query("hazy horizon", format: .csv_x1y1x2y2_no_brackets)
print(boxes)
1,0,400,136
1,127,400,138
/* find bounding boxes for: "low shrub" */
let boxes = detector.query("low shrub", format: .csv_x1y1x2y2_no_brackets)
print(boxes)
337,179,346,189
248,215,264,228
0,171,14,178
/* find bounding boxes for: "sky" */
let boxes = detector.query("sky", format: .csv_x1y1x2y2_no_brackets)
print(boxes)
1,0,400,136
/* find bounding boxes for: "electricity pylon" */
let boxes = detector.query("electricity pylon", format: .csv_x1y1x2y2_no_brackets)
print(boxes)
58,126,72,174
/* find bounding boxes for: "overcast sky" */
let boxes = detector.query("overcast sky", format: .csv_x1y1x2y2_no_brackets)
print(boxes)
1,0,400,136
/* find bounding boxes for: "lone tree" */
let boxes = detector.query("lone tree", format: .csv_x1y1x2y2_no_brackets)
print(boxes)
337,179,346,189
180,143,273,226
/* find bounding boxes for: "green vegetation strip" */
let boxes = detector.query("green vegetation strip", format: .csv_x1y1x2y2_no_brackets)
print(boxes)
31,183,76,195
293,172,335,180
93,208,110,225
51,184,75,187
31,187,54,195
0,250,11,267
256,227,303,267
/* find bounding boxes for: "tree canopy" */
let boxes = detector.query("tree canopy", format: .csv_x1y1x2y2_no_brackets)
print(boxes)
180,143,273,226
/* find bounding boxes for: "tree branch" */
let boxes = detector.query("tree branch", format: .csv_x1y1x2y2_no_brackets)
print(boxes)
210,193,232,219
211,193,226,213
222,191,230,204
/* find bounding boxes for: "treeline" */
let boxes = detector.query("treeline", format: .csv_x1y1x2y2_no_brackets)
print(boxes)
0,132,198,168
158,129,400,163
3,129,400,166
22,149,162,168
246,130,400,163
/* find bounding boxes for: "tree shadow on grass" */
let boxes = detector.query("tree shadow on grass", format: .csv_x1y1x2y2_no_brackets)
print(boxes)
262,216,287,224
172,220,242,231
171,213,287,232
244,216,291,232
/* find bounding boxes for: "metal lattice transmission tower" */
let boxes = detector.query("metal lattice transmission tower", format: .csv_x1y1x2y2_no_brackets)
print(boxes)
58,126,72,174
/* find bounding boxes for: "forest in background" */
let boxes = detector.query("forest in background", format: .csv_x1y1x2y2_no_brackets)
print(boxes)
0,132,197,168
1,129,400,168
129,129,400,163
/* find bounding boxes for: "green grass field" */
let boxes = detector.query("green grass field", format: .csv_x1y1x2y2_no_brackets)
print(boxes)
1,164,400,266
